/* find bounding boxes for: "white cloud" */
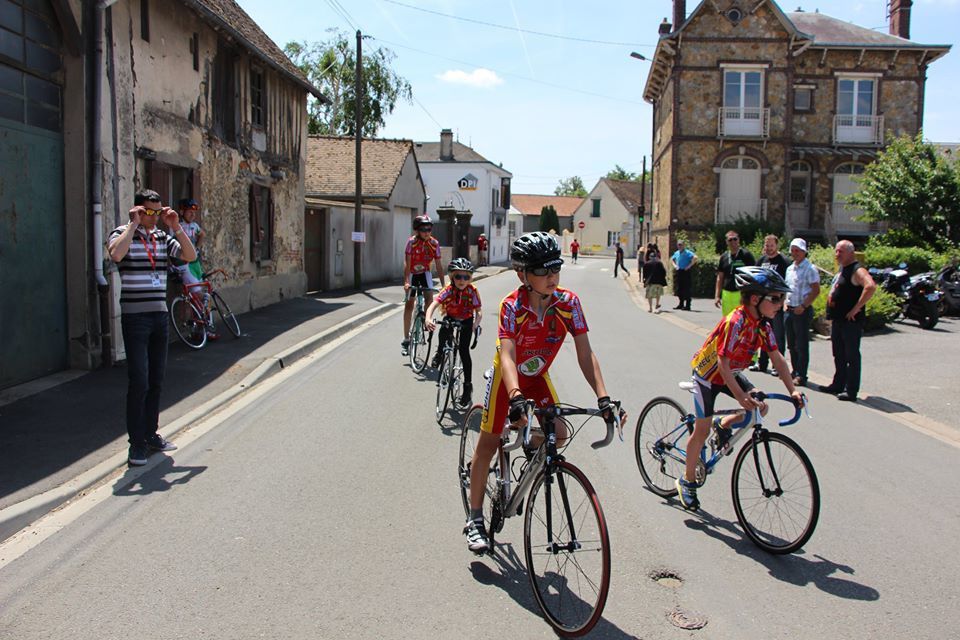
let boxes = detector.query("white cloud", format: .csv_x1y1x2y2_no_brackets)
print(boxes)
436,68,504,89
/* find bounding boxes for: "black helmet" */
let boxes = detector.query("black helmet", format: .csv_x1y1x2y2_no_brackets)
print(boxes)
735,266,792,295
511,232,562,270
413,214,432,230
447,257,475,273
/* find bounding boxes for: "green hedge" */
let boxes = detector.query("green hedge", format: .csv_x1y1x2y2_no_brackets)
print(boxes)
811,286,900,332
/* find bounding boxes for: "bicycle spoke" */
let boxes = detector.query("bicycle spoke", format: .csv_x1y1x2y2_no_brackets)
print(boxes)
635,397,689,497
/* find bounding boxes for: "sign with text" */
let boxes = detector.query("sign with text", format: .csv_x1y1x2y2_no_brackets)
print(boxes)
351,231,366,243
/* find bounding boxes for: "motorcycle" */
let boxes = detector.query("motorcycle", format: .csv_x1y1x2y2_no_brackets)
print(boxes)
869,263,942,330
936,264,960,316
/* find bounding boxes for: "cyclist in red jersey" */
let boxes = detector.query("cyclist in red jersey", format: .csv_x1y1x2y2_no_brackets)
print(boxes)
677,266,804,511
402,215,445,356
463,232,622,554
426,257,482,406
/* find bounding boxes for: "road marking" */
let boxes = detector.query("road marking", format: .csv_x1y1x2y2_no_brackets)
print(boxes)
0,309,401,569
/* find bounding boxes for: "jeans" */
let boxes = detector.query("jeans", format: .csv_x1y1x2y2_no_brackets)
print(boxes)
758,310,785,371
784,307,813,379
121,311,169,447
830,318,864,396
614,257,629,278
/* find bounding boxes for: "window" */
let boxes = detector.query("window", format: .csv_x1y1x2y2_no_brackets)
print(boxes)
794,86,813,111
591,198,601,218
213,40,236,143
0,1,62,132
837,78,875,119
491,188,499,211
500,177,511,209
606,231,619,247
250,67,265,127
835,163,865,176
190,33,199,71
140,0,150,42
724,70,762,112
250,184,273,262
789,161,811,205
721,156,759,170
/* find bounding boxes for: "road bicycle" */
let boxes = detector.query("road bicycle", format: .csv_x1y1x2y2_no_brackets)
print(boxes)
434,319,481,424
169,268,241,350
634,383,819,554
459,393,624,637
407,285,434,373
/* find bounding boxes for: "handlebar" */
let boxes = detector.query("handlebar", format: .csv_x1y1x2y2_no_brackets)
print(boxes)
501,400,623,453
749,391,808,427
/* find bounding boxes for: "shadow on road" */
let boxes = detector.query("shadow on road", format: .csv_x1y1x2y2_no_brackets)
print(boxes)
683,513,880,601
113,455,207,496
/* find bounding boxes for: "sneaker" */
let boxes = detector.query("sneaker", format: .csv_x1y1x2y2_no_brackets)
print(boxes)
463,518,490,554
400,339,410,356
431,354,443,369
458,383,473,407
748,363,764,372
675,477,700,511
128,444,148,466
147,435,178,452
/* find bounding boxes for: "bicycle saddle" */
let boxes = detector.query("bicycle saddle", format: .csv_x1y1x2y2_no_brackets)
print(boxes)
678,381,696,393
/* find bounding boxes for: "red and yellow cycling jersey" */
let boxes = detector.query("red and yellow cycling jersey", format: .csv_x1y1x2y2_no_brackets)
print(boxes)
435,284,481,320
498,286,589,377
405,236,440,273
691,306,777,384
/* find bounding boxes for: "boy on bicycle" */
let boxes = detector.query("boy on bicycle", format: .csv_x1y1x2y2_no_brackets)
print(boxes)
678,266,804,511
463,232,620,554
402,215,445,356
425,258,483,406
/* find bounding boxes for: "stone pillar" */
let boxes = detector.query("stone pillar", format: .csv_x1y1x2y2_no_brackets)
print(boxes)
435,205,457,247
453,210,473,259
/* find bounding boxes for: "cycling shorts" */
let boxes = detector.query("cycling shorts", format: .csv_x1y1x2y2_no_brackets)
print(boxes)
480,365,559,436
409,272,432,290
691,371,754,419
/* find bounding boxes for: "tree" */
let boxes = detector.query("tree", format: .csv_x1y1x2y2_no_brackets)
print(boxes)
284,30,413,136
539,205,560,233
555,176,587,197
605,165,639,181
847,134,960,249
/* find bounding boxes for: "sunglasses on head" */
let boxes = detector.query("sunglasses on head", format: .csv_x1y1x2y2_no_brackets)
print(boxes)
452,274,472,281
762,294,785,304
528,265,562,277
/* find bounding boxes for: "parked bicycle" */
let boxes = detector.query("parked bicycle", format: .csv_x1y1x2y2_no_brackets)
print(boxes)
434,320,481,424
634,384,819,554
407,285,434,373
169,268,241,349
459,393,624,636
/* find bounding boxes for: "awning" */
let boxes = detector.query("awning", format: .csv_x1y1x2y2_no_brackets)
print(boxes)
304,196,386,212
791,146,881,159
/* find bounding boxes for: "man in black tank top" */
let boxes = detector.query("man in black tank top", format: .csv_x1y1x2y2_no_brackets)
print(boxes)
818,240,876,402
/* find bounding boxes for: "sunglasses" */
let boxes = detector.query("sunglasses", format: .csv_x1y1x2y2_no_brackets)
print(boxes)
419,227,433,232
528,265,562,277
452,274,472,281
726,237,740,243
762,294,785,304
141,209,162,216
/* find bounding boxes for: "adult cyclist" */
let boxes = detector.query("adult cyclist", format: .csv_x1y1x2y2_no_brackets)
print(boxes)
401,215,445,356
463,231,622,554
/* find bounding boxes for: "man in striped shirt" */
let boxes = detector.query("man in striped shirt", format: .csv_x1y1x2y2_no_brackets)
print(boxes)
108,189,197,466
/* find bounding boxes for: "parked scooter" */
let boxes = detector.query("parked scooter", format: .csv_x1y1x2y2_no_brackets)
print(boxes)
936,264,960,316
869,263,942,329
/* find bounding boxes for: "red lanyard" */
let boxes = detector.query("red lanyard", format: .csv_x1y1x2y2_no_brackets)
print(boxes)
139,234,158,271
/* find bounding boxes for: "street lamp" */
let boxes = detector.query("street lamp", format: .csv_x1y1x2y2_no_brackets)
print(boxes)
630,52,648,62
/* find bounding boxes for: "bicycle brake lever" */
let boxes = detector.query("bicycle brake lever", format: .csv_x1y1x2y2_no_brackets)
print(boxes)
616,409,626,442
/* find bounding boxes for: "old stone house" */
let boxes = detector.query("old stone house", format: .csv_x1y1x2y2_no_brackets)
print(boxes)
642,0,950,251
304,136,426,290
570,178,648,256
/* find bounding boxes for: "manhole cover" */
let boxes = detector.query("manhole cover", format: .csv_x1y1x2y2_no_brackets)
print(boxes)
649,569,683,588
667,607,708,630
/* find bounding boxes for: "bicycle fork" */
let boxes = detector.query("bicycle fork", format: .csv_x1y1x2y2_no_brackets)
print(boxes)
545,468,582,554
749,429,784,498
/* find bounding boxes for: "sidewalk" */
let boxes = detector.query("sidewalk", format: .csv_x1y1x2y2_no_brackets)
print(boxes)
0,266,508,540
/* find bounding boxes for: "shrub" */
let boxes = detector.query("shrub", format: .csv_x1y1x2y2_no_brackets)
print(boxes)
709,216,784,253
863,242,940,274
811,285,900,332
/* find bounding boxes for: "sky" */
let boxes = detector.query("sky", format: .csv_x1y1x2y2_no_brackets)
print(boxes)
236,0,960,195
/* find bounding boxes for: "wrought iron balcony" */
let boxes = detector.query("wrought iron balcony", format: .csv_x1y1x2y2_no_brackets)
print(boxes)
833,114,884,145
718,107,770,138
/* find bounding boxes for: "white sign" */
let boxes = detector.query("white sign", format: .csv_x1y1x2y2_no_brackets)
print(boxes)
351,231,366,243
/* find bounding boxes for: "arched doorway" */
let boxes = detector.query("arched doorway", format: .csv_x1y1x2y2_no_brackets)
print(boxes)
717,156,763,223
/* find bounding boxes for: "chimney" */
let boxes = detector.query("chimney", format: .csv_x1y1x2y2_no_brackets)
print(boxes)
889,0,912,40
440,128,454,161
658,18,672,35
673,0,686,31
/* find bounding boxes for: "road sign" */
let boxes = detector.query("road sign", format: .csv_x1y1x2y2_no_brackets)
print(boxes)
578,221,585,229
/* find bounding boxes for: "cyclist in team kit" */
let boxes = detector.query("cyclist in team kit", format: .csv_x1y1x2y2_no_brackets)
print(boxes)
401,215,445,356
678,266,804,511
426,257,483,407
463,231,621,553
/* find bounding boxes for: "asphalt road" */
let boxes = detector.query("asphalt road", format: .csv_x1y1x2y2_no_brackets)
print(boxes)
1,259,958,639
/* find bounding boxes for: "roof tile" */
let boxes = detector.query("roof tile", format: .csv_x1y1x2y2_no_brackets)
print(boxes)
305,136,415,198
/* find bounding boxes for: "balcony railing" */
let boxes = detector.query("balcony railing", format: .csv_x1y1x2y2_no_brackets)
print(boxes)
833,114,884,145
825,202,887,234
718,107,770,138
715,198,768,224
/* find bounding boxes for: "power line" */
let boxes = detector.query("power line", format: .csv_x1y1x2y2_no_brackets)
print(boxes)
413,95,442,128
324,0,357,30
380,0,655,48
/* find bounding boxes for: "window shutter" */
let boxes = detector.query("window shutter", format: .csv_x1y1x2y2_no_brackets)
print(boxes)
250,184,262,261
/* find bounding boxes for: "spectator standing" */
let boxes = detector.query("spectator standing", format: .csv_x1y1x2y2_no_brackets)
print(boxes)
642,249,668,313
715,231,755,316
613,242,630,278
570,238,580,264
671,240,698,310
751,234,789,373
819,240,876,402
784,238,820,386
108,189,197,466
477,233,488,266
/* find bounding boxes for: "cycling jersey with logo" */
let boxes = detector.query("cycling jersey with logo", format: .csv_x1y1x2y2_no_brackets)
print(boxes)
405,236,440,273
498,286,588,377
435,284,481,320
691,306,777,384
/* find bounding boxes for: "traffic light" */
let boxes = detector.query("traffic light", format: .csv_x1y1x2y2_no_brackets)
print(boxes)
637,205,645,224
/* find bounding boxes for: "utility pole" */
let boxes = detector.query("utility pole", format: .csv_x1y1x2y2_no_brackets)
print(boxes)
639,156,647,247
353,29,363,290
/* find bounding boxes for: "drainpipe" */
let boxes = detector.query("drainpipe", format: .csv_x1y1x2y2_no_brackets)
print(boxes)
92,1,113,290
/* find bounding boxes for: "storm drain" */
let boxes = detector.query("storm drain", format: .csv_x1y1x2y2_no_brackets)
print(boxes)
649,568,683,589
667,607,708,630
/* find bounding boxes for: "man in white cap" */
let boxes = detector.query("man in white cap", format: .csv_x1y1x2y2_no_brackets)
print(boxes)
783,238,820,386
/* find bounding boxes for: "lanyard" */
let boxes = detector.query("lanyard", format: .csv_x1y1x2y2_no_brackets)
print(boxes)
139,233,158,272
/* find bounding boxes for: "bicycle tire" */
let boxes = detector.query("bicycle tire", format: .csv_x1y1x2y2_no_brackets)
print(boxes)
634,397,691,497
458,404,501,533
435,349,451,424
524,460,610,637
211,291,241,337
731,431,820,554
170,296,207,349
409,313,429,372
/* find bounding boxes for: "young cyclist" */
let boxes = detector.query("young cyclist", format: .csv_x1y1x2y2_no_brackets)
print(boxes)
425,257,482,406
463,231,621,554
678,266,804,511
401,215,445,356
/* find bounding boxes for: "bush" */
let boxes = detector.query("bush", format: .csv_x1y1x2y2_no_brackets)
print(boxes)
811,286,900,333
863,242,940,274
709,216,784,254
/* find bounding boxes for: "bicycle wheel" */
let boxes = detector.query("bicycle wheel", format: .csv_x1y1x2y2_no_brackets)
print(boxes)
524,460,610,637
169,296,207,349
731,431,820,554
409,314,428,372
435,349,451,423
458,404,501,528
634,397,691,497
211,291,241,337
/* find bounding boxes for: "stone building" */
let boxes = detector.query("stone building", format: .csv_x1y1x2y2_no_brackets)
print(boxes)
642,0,950,250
